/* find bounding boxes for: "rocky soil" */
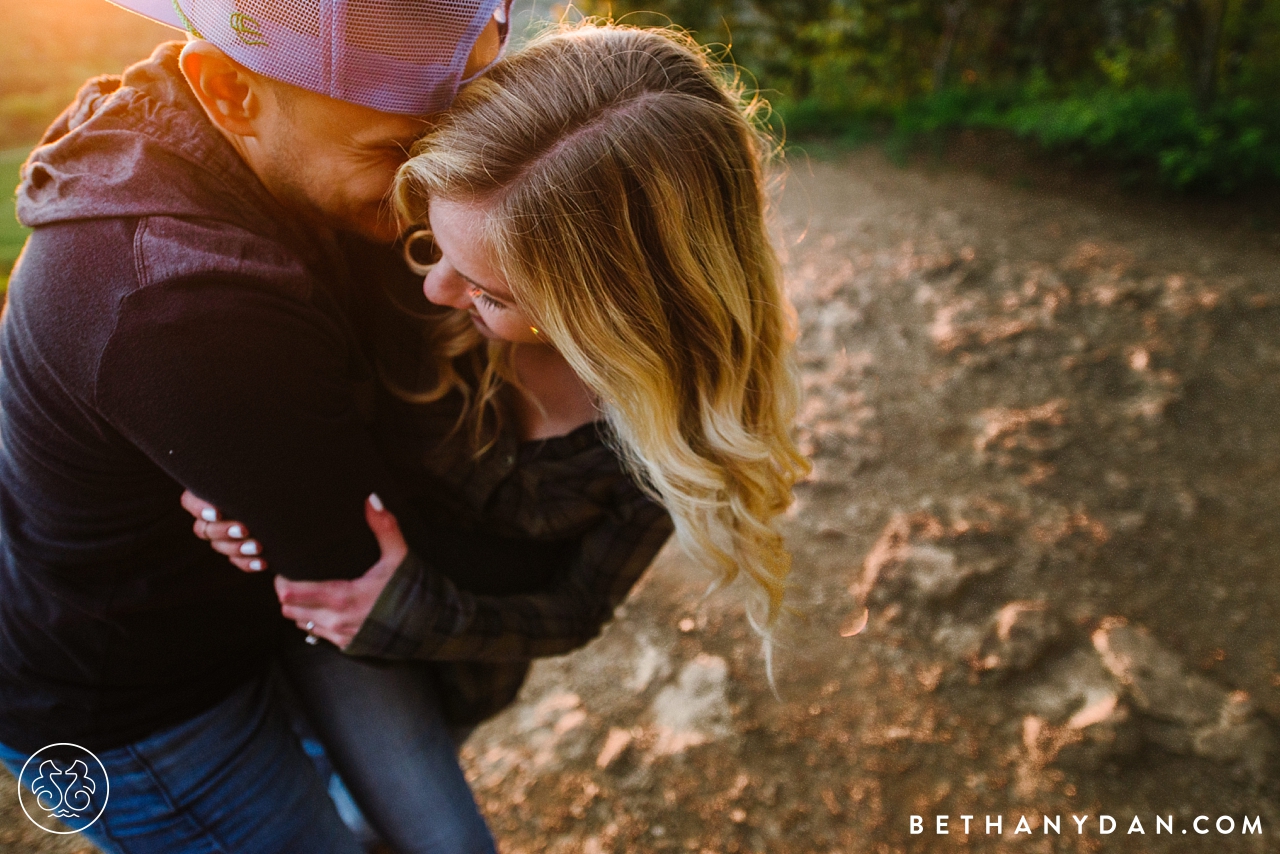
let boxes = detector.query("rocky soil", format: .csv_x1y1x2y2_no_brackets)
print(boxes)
3,149,1279,853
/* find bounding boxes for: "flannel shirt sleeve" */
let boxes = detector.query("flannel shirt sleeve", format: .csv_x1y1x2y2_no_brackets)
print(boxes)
343,483,673,661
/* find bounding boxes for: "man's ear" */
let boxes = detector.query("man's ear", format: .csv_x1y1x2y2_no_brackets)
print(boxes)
179,40,262,138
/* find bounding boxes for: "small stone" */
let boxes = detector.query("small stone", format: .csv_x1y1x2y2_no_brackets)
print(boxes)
1022,649,1118,722
932,619,984,663
596,727,634,770
649,654,732,756
1092,620,1224,727
1090,620,1273,777
887,545,999,601
973,601,1060,675
1191,691,1274,778
898,545,960,598
1019,649,1136,770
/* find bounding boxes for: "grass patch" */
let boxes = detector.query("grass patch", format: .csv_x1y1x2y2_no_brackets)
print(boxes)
1,147,31,297
771,101,887,149
0,1,173,149
0,0,171,296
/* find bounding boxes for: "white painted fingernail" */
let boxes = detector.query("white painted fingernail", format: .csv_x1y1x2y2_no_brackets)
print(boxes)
248,559,263,571
369,493,385,512
239,541,259,556
201,508,218,522
228,525,243,539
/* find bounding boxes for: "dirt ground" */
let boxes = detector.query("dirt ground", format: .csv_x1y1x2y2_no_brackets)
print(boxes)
3,148,1279,852
457,148,1280,854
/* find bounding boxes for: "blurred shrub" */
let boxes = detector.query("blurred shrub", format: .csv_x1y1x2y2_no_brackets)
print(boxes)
597,0,1280,192
886,86,1280,192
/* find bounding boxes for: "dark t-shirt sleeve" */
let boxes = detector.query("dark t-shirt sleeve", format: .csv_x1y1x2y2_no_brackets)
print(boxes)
94,273,394,580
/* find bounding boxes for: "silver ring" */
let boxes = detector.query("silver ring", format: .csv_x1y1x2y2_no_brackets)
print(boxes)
304,620,318,645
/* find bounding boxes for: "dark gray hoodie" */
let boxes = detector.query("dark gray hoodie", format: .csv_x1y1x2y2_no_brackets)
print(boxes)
0,43,412,752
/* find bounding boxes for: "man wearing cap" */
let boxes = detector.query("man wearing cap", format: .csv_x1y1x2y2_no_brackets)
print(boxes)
0,1,511,851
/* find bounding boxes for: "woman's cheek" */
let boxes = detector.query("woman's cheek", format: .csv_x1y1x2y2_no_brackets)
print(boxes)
491,314,544,344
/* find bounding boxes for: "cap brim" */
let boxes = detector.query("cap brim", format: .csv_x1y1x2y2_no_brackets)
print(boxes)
103,0,186,30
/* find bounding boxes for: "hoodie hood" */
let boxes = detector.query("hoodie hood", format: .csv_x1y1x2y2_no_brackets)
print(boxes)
16,43,290,239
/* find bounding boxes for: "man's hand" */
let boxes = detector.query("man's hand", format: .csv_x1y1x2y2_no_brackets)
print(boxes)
276,494,407,648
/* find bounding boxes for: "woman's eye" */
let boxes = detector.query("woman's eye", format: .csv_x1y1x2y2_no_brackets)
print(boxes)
469,287,507,310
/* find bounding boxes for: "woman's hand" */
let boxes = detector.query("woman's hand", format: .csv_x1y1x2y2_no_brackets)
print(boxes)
276,495,407,649
181,490,409,648
180,490,267,572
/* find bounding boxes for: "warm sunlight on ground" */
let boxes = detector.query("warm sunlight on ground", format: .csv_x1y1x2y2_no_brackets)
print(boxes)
0,1,176,147
1,0,175,289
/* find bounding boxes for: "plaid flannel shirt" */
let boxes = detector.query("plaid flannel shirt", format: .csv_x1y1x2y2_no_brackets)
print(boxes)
346,387,674,725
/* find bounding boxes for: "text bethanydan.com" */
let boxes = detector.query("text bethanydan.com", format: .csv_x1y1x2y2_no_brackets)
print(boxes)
911,814,1262,837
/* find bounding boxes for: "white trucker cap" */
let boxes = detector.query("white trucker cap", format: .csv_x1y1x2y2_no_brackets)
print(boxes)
106,0,512,114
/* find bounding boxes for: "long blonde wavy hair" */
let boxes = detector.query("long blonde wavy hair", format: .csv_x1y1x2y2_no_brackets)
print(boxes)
394,22,810,626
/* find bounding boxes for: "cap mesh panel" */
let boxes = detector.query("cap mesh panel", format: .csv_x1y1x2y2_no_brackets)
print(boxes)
236,0,321,36
346,0,476,64
178,0,504,114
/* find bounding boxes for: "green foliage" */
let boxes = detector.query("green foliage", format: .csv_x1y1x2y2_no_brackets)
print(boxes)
601,0,1280,193
1009,90,1279,191
771,100,886,145
881,85,1280,192
6,1,1280,196
1,148,29,297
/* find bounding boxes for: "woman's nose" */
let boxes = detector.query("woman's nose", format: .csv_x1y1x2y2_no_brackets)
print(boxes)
422,265,472,310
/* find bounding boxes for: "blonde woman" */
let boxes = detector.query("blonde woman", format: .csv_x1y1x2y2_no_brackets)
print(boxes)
185,22,809,851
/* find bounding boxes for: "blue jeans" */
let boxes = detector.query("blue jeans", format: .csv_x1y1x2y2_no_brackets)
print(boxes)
279,641,497,854
0,673,362,854
1,650,497,854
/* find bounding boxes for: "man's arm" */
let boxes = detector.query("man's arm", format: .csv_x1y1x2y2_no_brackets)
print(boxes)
95,272,404,580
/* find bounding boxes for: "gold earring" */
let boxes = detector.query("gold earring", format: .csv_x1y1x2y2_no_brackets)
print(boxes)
529,326,539,336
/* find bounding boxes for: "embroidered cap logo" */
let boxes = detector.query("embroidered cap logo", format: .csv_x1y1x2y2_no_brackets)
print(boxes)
230,12,269,47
